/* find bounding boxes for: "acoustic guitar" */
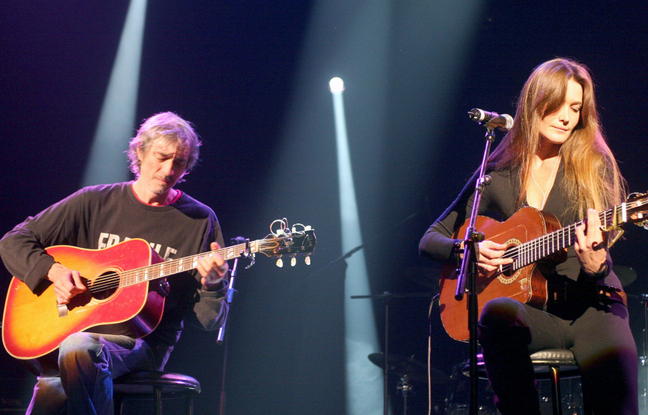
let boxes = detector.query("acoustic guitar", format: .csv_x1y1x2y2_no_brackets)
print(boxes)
439,193,648,342
2,223,316,359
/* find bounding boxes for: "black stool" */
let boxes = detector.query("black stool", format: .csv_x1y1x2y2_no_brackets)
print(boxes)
528,349,588,415
113,371,201,415
467,349,591,415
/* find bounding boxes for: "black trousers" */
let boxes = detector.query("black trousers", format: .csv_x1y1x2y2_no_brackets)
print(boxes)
478,291,638,415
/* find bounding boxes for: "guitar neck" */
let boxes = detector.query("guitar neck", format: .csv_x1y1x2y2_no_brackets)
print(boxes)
119,241,260,288
512,204,625,270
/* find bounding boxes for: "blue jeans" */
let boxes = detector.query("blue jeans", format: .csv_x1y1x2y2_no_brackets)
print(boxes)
26,333,160,415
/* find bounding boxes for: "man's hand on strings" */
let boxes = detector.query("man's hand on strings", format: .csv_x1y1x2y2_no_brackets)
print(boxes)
197,242,229,289
47,262,86,305
575,208,608,276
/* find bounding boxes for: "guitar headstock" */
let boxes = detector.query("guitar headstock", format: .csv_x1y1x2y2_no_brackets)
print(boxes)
257,219,317,267
625,192,648,228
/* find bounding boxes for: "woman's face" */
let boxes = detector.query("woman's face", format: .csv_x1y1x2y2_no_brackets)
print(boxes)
538,79,583,147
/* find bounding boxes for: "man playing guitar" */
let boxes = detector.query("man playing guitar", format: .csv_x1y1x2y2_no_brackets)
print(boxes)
0,112,229,415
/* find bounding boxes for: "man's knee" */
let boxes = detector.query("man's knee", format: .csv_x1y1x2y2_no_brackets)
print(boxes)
58,333,104,368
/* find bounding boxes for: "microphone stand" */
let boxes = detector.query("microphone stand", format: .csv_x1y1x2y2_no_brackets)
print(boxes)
218,238,252,415
454,126,497,415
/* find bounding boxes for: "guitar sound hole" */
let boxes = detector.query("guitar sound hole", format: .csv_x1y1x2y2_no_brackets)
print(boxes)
500,242,520,278
501,263,515,277
90,272,119,300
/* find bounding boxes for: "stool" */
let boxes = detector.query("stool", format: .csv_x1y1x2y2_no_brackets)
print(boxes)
113,371,201,415
528,349,590,415
466,349,591,415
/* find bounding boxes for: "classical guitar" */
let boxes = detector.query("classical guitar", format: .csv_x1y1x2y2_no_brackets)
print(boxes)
2,221,316,359
439,193,648,342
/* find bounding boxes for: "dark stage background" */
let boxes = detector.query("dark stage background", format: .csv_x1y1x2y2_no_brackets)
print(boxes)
1,1,648,414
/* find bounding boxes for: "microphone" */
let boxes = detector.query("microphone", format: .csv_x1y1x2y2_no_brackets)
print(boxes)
468,108,514,132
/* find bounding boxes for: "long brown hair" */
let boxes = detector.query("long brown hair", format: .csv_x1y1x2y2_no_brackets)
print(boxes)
488,58,626,217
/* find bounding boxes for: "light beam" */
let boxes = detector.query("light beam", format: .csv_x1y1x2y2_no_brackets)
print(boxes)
330,77,384,415
83,0,148,186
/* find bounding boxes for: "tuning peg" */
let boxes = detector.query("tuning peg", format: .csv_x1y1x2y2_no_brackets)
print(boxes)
305,255,311,266
276,258,283,268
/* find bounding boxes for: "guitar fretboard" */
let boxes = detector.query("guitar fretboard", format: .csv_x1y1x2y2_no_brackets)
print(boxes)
120,240,261,287
503,201,634,272
84,228,315,295
89,240,262,294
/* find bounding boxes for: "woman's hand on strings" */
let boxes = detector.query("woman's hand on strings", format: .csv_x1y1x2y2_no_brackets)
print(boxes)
575,208,609,276
475,240,513,278
457,240,513,278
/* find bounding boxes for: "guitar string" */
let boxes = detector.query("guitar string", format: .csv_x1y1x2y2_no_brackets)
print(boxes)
88,257,212,293
87,248,238,293
501,198,640,271
508,205,615,263
52,232,306,303
495,199,641,274
85,240,277,293
86,255,201,293
86,249,228,293
498,222,578,275
501,221,579,268
88,238,291,293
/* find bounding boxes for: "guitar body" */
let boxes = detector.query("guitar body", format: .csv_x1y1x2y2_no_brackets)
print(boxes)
439,207,564,342
2,239,166,359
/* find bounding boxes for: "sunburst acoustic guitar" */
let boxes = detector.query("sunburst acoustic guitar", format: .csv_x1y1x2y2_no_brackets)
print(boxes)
2,221,316,360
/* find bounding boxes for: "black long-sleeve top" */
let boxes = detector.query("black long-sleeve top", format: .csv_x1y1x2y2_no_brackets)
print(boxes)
419,163,623,291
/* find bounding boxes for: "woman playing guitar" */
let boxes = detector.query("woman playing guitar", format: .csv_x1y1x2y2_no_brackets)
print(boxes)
419,58,637,415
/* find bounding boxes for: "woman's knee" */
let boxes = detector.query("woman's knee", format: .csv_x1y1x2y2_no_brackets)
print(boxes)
478,298,532,346
480,297,525,327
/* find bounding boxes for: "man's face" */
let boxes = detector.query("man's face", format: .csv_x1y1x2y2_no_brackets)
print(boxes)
136,139,189,199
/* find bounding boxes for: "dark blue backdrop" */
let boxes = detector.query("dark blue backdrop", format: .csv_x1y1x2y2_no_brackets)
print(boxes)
1,1,647,414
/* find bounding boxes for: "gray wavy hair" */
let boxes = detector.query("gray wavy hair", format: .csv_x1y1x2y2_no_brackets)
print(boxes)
127,112,202,180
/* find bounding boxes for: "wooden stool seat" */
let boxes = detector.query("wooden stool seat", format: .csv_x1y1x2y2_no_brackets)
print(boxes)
113,371,201,415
